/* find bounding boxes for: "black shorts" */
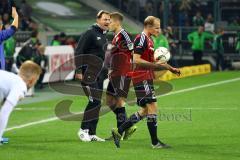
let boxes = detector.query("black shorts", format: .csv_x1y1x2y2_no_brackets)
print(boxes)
133,79,157,107
107,76,131,98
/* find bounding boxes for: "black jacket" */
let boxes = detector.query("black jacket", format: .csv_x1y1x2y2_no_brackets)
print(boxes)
75,24,108,73
75,24,108,59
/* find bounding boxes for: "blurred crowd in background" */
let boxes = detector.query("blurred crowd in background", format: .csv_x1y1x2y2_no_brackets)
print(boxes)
106,0,240,28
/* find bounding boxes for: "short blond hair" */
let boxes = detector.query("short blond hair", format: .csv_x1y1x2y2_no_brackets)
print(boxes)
19,61,42,80
110,12,124,22
144,16,160,28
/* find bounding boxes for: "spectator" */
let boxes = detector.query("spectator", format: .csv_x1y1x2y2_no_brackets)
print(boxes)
66,37,77,48
3,23,16,72
20,16,38,31
20,16,30,31
187,26,213,65
165,26,178,49
152,29,169,50
213,28,225,70
128,0,138,19
59,32,67,45
2,13,10,25
165,26,179,66
28,19,38,31
0,0,9,15
204,14,214,33
51,34,61,46
236,31,240,54
229,18,240,27
193,11,204,26
139,0,147,21
0,7,18,70
20,0,32,19
145,0,154,17
16,30,41,67
33,45,47,89
179,11,189,26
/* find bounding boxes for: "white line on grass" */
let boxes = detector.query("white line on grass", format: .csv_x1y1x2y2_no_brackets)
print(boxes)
157,77,240,98
6,77,240,132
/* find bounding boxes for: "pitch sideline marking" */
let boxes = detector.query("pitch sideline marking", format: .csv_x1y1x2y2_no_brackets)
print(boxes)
6,77,240,132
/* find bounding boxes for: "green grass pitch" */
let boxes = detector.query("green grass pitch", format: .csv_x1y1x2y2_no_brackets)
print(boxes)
0,71,239,160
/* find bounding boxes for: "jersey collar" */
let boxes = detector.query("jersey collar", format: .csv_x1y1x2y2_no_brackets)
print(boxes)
114,29,124,39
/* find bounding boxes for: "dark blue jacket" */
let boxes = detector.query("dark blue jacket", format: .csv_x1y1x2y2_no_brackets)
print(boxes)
0,26,17,70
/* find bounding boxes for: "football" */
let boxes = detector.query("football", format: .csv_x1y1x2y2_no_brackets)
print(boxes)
154,47,171,63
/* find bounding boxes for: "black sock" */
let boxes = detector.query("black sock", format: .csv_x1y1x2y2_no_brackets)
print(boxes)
118,112,143,135
147,114,159,145
114,107,127,128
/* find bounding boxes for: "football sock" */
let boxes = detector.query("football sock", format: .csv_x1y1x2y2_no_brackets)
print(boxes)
147,114,159,145
114,107,127,128
118,112,143,135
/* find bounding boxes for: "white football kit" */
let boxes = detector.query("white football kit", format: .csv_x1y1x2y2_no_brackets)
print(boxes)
0,70,27,141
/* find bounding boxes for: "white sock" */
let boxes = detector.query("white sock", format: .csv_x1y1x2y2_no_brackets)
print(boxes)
0,100,15,140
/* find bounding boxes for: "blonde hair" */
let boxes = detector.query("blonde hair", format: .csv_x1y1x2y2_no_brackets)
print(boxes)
110,12,124,22
19,61,42,80
144,16,160,27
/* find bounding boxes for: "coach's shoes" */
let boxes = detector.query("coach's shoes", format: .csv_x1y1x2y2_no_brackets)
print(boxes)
123,125,137,140
0,137,9,145
78,129,91,142
112,128,122,148
89,135,105,142
152,140,171,149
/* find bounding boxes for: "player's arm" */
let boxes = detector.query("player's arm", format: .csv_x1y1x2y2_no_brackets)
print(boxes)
74,30,93,80
134,53,180,75
11,7,19,29
134,37,180,75
75,31,92,56
204,32,214,40
133,53,160,69
1,100,15,116
133,36,169,70
187,32,193,43
156,62,181,76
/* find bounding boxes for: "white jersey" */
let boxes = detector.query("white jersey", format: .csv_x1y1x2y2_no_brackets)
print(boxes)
0,70,27,106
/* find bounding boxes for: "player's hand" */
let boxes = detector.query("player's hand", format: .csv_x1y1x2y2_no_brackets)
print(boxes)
170,67,181,76
75,73,83,80
12,7,18,19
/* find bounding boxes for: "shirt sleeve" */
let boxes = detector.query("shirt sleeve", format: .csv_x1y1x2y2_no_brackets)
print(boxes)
187,32,194,43
75,30,92,56
0,26,17,43
120,31,134,51
6,86,25,106
75,30,92,73
134,35,146,55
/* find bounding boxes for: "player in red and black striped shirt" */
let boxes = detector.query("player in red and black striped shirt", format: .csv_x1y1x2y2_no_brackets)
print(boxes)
106,12,136,140
112,16,181,148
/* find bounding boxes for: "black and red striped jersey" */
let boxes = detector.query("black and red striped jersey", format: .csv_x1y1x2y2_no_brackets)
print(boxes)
109,29,133,77
132,32,155,84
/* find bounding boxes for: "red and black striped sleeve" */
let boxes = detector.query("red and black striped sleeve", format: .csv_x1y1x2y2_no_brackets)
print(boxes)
134,34,147,55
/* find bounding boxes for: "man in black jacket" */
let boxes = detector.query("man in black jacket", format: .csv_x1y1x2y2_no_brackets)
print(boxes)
75,10,110,142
